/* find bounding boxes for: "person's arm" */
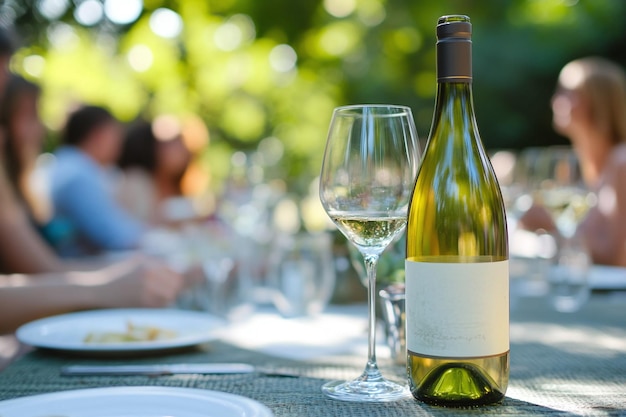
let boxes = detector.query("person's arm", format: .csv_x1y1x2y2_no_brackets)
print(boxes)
0,273,93,334
0,158,66,273
578,157,626,266
0,257,185,334
55,171,144,251
517,203,557,234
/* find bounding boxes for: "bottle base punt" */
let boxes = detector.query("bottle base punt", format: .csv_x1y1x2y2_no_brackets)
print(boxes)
408,353,509,408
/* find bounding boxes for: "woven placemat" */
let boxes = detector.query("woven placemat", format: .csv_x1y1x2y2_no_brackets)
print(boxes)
1,295,625,416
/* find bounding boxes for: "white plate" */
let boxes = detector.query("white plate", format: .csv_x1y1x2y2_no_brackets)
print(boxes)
589,265,626,290
16,308,225,353
0,386,274,417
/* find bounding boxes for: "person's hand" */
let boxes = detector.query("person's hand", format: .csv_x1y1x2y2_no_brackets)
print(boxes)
182,264,206,289
132,260,186,307
518,204,557,233
93,257,185,308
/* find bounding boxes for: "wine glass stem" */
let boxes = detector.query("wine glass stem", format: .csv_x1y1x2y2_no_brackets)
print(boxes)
363,253,382,380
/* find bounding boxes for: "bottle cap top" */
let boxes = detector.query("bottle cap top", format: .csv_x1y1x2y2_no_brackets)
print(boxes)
435,15,472,82
437,15,471,40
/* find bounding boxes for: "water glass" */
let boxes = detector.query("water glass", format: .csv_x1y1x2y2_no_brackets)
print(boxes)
175,222,255,320
268,232,336,318
548,235,591,313
379,284,406,366
508,225,556,309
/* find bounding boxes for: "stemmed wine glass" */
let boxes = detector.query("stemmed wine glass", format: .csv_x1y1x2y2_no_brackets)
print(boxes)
532,146,595,311
319,104,419,402
533,146,596,238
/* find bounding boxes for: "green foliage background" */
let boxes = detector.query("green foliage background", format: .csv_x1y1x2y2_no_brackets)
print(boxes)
4,0,626,195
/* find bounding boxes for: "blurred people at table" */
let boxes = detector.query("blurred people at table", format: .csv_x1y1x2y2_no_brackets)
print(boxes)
0,137,184,330
0,31,185,334
47,105,144,257
116,116,193,225
520,57,626,266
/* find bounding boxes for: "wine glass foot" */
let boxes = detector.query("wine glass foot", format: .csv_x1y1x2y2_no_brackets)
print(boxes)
322,378,410,402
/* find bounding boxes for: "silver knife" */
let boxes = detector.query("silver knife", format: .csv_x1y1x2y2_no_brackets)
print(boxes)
61,363,257,376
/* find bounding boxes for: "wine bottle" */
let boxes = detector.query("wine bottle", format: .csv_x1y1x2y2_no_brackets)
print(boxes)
405,15,509,407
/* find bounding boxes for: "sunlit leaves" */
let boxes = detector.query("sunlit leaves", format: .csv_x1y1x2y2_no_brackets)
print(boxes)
413,71,436,99
118,16,190,115
513,0,576,25
214,14,256,51
323,0,356,18
149,8,183,39
121,18,182,86
385,27,422,55
74,0,104,26
221,94,266,142
8,0,626,196
37,0,69,21
103,0,143,25
23,28,145,125
354,0,386,27
306,21,364,59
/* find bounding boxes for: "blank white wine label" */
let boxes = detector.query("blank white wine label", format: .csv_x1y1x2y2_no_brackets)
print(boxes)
405,260,509,358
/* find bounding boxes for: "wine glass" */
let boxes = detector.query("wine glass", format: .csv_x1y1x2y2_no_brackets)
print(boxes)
532,146,595,311
319,104,419,402
533,146,596,238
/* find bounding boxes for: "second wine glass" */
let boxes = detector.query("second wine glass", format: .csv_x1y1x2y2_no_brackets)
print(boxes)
319,104,420,402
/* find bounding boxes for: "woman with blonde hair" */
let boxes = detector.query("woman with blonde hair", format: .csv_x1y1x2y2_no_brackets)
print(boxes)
522,57,626,266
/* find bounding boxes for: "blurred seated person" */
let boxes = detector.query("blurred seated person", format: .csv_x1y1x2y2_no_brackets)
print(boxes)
0,106,184,334
520,57,626,266
0,75,93,272
47,105,144,257
117,116,194,225
0,76,50,229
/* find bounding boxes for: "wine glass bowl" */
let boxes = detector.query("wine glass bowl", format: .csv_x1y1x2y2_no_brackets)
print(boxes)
319,104,419,402
526,146,594,312
532,146,596,238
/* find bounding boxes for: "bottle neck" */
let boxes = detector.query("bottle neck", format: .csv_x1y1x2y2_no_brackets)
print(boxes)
425,81,485,163
429,31,480,151
431,82,477,135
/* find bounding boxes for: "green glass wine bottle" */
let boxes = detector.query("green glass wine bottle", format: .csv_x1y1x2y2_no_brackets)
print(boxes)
405,15,509,407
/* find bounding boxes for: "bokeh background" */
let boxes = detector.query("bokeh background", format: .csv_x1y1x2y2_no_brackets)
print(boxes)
3,0,626,199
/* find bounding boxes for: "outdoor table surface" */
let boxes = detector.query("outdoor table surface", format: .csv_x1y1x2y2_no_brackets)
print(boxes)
0,293,624,416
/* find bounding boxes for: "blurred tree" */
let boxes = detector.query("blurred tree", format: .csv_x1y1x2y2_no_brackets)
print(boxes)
2,0,625,196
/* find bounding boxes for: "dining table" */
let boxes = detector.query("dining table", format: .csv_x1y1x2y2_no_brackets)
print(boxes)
0,288,624,416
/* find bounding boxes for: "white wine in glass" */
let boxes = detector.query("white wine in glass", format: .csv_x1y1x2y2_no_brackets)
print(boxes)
533,146,596,238
319,104,420,402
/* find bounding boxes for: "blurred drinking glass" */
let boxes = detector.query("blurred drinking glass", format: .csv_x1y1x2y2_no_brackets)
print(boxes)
268,232,336,318
191,221,255,320
378,284,406,366
548,234,591,313
533,146,597,238
530,146,596,312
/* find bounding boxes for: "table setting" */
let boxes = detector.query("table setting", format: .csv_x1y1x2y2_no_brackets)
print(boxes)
3,88,626,414
0,289,625,416
2,93,626,415
2,16,626,415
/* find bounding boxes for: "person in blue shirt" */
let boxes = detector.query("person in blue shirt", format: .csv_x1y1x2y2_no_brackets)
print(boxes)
48,106,145,256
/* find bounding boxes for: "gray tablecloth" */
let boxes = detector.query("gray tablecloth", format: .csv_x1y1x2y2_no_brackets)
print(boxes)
0,295,625,416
